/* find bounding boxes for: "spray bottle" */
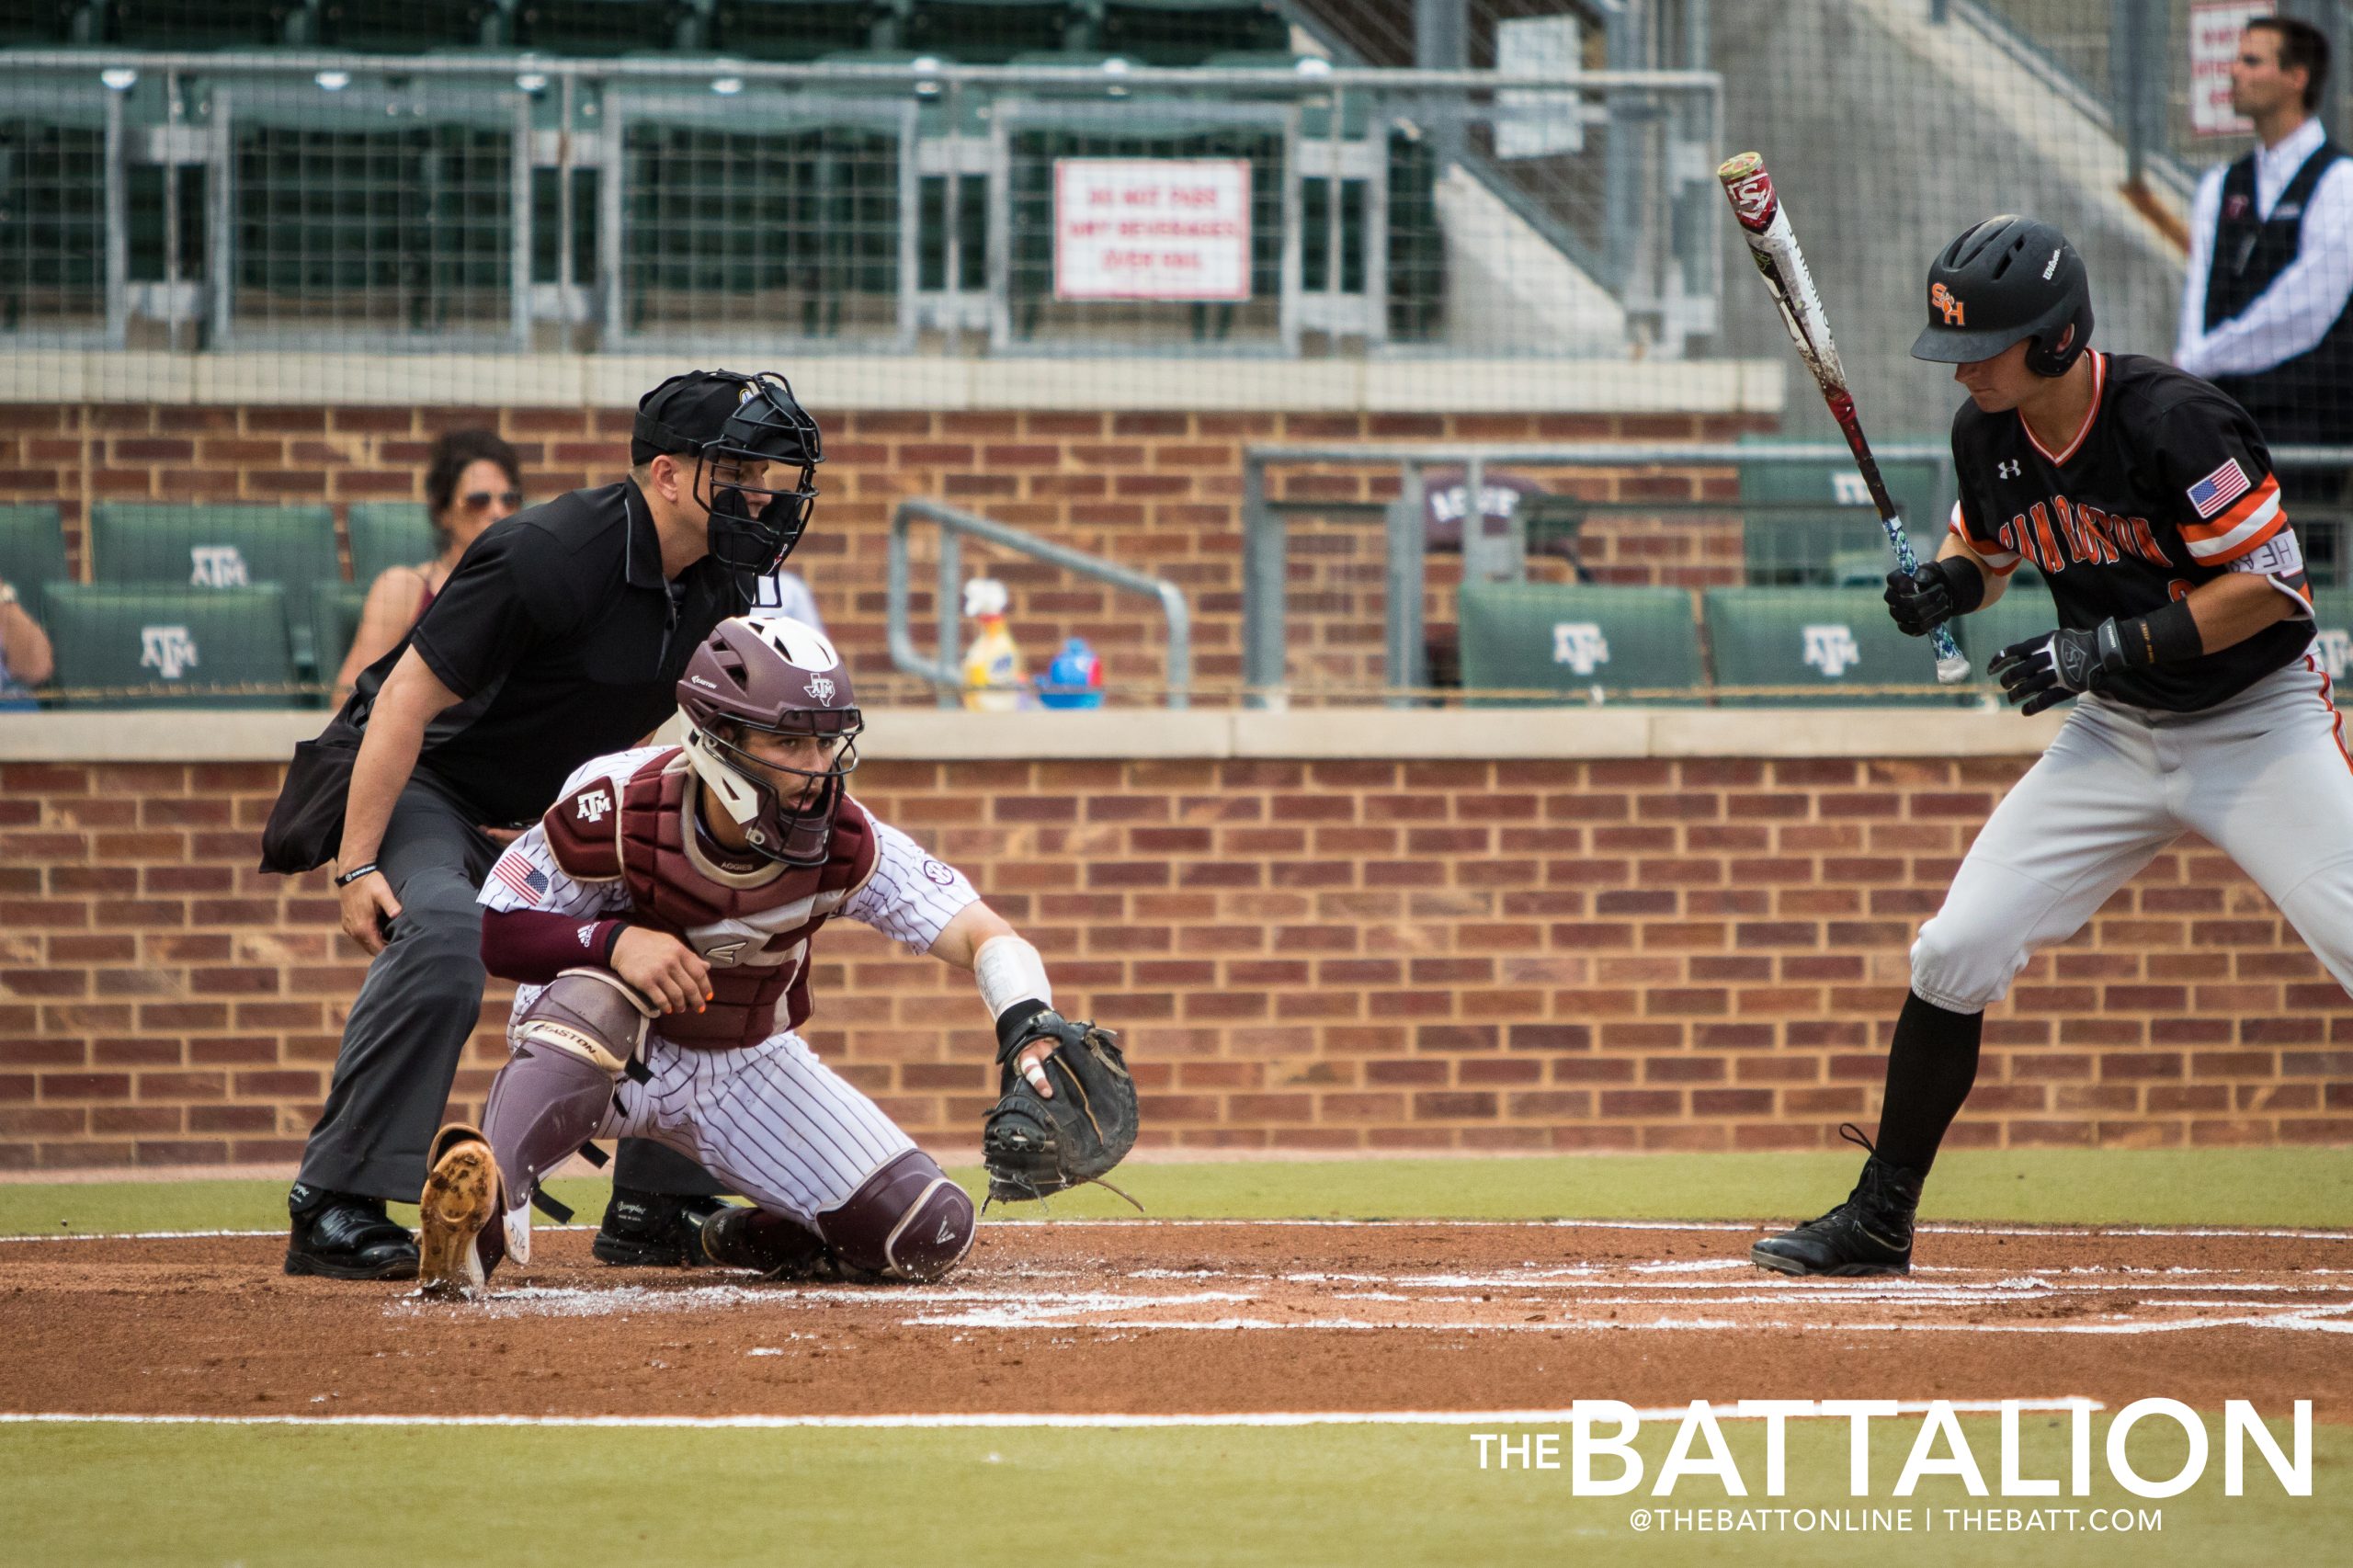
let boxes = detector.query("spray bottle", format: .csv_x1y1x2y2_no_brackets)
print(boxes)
961,577,1029,711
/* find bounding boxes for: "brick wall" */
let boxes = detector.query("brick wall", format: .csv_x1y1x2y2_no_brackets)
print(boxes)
0,403,1764,701
2,752,2347,1171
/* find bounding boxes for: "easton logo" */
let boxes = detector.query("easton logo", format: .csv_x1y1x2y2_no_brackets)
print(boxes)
575,792,610,824
805,676,835,704
1802,624,1861,678
1551,622,1611,676
1931,283,1965,325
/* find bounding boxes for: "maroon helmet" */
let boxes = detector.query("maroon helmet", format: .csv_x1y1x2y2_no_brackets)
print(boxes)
676,616,861,866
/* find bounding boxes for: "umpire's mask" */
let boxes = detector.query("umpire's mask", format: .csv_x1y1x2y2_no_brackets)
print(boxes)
632,369,825,575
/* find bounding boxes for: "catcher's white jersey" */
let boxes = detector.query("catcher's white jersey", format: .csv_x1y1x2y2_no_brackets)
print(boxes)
480,749,982,1218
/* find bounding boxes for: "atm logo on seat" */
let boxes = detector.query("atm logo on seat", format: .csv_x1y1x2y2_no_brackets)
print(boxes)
139,624,199,680
1931,283,1964,325
1552,622,1610,676
1802,624,1860,678
189,545,249,588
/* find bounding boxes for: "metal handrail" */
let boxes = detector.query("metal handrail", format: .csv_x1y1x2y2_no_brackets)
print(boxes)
887,496,1192,710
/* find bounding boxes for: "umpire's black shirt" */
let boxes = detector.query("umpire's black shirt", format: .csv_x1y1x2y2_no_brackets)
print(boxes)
338,480,743,825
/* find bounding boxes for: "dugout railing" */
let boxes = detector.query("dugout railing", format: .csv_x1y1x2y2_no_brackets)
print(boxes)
0,49,1723,360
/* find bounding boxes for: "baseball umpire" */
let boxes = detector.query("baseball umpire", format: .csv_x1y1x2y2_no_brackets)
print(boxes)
260,370,824,1280
1753,216,2353,1277
411,615,1138,1294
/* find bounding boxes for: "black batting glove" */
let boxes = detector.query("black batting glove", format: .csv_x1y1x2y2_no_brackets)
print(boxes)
1988,621,2129,717
1881,558,1985,638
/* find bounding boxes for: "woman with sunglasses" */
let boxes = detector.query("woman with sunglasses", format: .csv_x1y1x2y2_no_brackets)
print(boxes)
334,430,524,699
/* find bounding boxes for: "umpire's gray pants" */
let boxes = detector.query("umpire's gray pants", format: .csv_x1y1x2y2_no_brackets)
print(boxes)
296,778,726,1201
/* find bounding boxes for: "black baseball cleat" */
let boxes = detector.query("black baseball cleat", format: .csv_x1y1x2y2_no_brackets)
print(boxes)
592,1187,734,1267
689,1203,855,1282
284,1184,419,1280
1750,1126,1925,1278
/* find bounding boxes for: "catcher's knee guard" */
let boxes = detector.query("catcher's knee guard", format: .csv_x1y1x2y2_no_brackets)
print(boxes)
484,969,654,1262
816,1150,974,1283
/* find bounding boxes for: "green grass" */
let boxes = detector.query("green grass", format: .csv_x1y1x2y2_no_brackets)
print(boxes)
4,1147,2348,1238
6,1414,2340,1567
8,1153,2347,1565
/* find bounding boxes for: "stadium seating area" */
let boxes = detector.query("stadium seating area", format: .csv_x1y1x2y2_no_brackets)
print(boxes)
13,491,2353,707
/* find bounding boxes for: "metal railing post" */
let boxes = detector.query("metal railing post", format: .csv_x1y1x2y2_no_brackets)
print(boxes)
1242,453,1284,709
1387,461,1427,707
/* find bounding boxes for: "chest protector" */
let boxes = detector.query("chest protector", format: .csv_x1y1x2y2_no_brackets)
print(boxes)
542,749,878,1048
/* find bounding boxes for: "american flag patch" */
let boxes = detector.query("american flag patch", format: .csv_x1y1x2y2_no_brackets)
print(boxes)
492,856,548,902
2187,457,2252,519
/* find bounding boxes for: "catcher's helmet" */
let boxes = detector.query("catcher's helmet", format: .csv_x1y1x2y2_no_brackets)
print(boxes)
676,616,861,867
633,369,824,575
1910,216,2093,377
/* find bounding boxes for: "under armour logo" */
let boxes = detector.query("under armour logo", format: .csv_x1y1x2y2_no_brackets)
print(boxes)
1802,623,1861,678
1998,460,2021,480
575,793,610,824
805,676,835,704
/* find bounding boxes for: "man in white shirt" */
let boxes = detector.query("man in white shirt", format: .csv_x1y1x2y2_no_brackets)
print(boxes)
2177,16,2353,487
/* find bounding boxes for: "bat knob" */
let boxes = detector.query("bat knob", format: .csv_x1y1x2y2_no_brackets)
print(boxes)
1935,653,1972,686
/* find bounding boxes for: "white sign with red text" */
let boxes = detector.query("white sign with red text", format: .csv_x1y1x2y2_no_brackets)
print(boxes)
2190,1,2274,138
1052,159,1252,301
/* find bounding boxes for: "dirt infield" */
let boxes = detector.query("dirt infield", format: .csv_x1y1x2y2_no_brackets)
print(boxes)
4,1221,2347,1421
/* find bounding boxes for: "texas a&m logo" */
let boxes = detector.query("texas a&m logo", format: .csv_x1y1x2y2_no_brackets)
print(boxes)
1802,623,1861,678
139,624,199,680
575,792,610,824
1552,621,1610,676
2316,628,2352,682
1931,282,1964,326
188,545,249,588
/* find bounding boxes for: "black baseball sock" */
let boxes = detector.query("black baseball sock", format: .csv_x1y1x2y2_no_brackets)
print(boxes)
1870,990,1984,1176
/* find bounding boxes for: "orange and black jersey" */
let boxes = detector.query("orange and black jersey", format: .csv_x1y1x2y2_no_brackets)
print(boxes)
1947,351,2313,712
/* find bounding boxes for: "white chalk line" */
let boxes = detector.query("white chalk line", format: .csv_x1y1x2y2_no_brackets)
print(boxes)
5,1217,2348,1244
0,1399,2102,1433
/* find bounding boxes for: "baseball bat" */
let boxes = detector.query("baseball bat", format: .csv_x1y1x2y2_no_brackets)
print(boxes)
1716,151,1971,685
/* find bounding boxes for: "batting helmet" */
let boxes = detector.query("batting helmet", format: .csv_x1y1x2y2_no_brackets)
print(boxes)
676,616,862,867
1909,216,2094,377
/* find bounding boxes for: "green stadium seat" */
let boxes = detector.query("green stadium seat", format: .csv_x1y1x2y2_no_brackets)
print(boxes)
710,0,892,58
313,0,503,51
1703,586,1966,706
312,577,369,688
1458,581,1702,704
1736,436,1946,586
0,504,70,597
106,0,300,47
1,0,93,45
88,504,340,678
2309,588,2353,687
1098,0,1287,67
509,0,696,54
904,0,1076,62
347,502,438,589
40,583,296,708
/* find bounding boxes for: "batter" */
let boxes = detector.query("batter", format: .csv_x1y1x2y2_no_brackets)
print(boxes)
1753,215,2353,1277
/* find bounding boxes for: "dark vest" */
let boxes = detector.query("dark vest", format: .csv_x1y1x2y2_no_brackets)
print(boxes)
543,749,878,1047
2203,138,2353,442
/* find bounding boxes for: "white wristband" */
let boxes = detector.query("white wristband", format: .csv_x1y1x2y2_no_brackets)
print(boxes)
973,934,1052,1021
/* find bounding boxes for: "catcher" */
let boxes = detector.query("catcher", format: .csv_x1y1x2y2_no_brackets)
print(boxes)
415,614,1137,1295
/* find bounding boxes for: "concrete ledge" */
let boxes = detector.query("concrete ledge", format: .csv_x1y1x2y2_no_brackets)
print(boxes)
2,351,1785,415
2,706,2063,763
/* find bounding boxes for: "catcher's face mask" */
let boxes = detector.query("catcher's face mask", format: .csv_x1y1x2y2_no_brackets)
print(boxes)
636,370,824,575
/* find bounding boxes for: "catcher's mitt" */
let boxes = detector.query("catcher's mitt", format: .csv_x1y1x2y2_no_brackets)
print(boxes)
981,1010,1139,1203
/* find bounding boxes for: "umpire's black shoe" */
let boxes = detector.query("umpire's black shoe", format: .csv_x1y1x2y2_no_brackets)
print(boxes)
284,1185,419,1280
592,1187,733,1267
1750,1126,1924,1278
